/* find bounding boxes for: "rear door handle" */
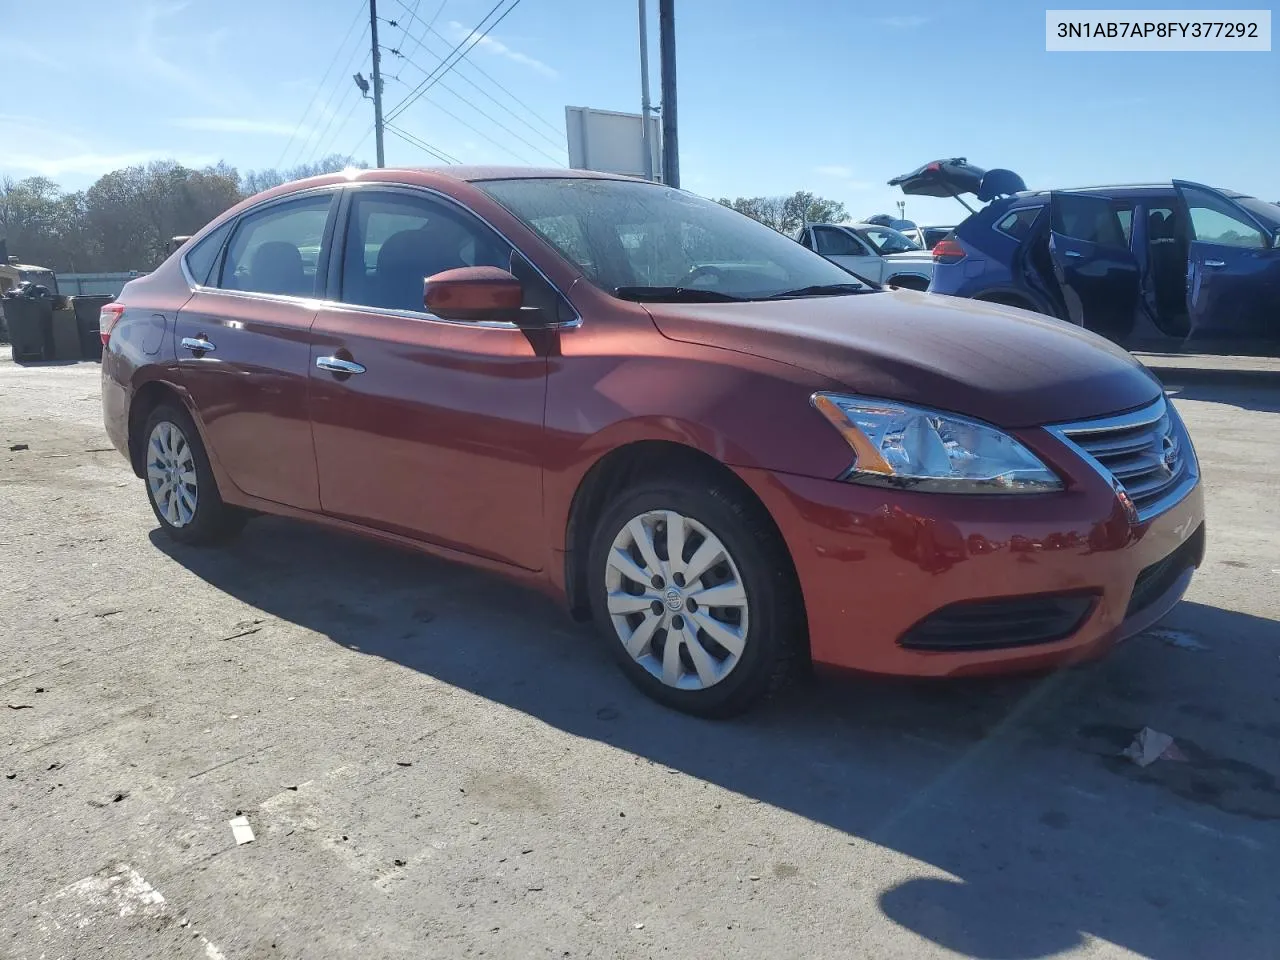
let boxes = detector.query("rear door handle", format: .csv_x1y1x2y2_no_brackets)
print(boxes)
1203,259,1226,268
316,356,366,375
181,336,215,353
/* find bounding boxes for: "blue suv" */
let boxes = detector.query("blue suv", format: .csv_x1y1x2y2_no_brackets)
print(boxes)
890,159,1280,348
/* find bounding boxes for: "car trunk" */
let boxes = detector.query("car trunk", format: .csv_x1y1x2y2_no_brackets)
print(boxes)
889,159,1028,208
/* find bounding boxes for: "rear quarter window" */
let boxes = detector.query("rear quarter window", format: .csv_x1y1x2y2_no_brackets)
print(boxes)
994,207,1042,241
183,220,233,287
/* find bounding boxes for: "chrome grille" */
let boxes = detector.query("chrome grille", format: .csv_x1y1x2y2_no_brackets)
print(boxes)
1048,396,1198,522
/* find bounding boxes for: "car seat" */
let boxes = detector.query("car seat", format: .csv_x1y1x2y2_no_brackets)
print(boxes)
248,241,307,296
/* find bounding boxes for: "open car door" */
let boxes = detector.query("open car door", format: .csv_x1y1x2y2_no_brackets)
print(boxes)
1047,192,1141,333
1172,179,1280,341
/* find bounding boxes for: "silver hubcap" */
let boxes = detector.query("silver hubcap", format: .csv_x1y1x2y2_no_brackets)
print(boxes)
605,510,750,691
146,421,198,528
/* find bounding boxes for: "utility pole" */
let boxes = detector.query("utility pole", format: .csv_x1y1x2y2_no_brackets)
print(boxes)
658,0,678,188
369,0,386,167
638,0,654,181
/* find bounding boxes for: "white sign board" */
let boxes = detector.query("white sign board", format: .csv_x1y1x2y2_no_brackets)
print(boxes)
565,106,662,181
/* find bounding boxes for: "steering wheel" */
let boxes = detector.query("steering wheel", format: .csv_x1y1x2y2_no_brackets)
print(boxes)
682,264,727,287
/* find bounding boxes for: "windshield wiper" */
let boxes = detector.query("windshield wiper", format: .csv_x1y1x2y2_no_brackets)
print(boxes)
762,283,871,300
613,286,747,303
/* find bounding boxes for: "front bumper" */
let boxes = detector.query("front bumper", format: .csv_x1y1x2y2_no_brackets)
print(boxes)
737,446,1205,678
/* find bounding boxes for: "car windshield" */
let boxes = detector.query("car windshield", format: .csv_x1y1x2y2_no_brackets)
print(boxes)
1233,196,1280,231
858,226,922,254
479,177,874,300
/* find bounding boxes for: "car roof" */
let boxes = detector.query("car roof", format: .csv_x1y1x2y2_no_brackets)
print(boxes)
1008,183,1248,203
420,165,642,183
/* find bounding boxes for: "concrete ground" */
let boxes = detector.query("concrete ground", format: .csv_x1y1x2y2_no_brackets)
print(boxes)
1,348,1277,960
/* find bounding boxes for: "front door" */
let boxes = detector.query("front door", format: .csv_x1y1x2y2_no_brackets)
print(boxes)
1047,192,1140,334
307,186,551,571
1172,180,1280,342
809,226,884,283
174,190,338,510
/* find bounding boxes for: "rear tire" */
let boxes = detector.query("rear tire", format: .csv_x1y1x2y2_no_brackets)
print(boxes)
586,475,803,718
141,404,246,546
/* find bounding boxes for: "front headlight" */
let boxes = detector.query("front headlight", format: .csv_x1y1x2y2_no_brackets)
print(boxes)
812,393,1062,493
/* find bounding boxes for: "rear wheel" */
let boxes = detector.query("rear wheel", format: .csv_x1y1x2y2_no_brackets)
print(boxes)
142,404,246,546
587,477,802,718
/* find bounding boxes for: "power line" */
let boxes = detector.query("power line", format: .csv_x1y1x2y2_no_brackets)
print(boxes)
386,13,562,150
392,0,561,139
382,47,563,164
384,121,462,164
309,54,372,164
384,0,522,124
398,0,448,68
387,76,540,165
277,1,368,168
292,26,371,167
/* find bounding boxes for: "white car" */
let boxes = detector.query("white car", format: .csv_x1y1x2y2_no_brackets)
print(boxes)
898,225,955,250
796,222,934,290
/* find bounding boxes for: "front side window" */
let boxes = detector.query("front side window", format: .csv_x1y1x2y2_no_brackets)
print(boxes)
1180,186,1268,249
219,193,333,296
1051,194,1127,247
339,190,512,313
860,226,920,255
479,178,872,300
814,227,866,257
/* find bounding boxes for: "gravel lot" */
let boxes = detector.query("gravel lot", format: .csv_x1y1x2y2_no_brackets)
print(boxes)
2,347,1278,960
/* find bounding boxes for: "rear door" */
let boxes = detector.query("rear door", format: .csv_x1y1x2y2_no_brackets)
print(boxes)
174,189,338,510
811,226,884,282
1047,192,1140,333
1172,180,1280,341
307,185,552,571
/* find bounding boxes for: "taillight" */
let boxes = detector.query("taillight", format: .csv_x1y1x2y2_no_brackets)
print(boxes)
99,303,125,346
932,238,967,264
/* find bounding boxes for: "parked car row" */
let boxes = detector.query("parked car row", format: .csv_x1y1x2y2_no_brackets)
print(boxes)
890,158,1280,348
103,167,1205,717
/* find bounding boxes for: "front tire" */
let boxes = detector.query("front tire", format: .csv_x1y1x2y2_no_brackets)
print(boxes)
142,404,246,546
586,476,803,718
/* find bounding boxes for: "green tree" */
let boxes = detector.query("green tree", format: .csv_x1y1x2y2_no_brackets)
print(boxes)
717,191,848,235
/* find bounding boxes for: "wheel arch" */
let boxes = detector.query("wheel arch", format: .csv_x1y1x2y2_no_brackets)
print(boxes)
127,379,188,478
885,272,931,291
561,439,805,655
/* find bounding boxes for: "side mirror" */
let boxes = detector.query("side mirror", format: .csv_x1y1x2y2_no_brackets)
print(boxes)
424,266,526,322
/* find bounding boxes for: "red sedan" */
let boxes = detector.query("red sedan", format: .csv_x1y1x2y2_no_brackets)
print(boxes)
101,168,1204,717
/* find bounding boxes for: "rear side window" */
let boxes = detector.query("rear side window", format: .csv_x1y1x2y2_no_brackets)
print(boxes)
340,190,511,313
1051,195,1127,247
219,193,334,296
995,206,1042,241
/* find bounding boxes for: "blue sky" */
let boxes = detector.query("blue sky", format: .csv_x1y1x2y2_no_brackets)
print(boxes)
1,0,1276,225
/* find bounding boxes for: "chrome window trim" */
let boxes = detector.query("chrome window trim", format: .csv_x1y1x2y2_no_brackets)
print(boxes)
180,181,582,332
1045,395,1200,523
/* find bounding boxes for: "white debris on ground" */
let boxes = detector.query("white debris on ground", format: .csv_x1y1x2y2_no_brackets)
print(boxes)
1122,727,1187,767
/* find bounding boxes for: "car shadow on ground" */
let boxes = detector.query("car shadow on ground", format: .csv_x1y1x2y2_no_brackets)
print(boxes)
1166,382,1280,414
152,518,1280,960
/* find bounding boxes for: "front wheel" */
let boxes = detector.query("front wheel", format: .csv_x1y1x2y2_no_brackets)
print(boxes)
142,404,246,546
587,477,803,718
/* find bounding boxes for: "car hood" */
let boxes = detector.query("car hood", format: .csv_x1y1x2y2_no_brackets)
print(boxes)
643,290,1160,428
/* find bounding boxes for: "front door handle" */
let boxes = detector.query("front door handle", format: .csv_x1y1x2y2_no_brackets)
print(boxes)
181,336,216,353
316,356,366,375
1203,259,1226,268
